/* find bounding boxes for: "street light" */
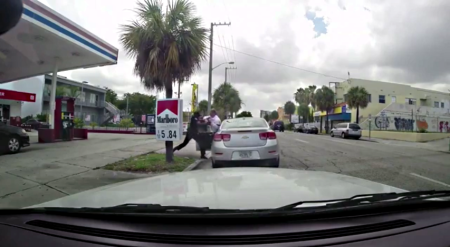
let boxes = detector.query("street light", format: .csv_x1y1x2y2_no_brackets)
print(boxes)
79,81,88,122
208,61,234,112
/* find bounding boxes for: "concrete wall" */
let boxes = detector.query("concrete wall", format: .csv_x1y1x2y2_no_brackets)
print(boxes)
362,130,450,142
359,103,450,133
335,78,450,123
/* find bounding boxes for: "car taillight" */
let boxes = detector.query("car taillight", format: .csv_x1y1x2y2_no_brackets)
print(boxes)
259,132,276,140
214,133,231,141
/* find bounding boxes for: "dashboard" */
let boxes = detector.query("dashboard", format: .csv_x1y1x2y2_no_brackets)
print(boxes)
1,206,450,247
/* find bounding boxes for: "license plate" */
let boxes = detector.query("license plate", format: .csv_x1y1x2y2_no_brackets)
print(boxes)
239,151,252,159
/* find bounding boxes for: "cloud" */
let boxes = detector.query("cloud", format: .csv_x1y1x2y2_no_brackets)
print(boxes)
39,0,450,118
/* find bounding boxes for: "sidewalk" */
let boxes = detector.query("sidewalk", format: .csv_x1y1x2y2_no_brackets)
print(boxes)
371,137,450,153
0,134,179,208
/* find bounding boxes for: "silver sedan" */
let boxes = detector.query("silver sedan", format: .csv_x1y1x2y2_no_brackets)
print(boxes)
211,117,280,168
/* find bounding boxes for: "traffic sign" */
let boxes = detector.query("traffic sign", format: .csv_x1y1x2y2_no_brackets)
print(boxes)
155,99,183,141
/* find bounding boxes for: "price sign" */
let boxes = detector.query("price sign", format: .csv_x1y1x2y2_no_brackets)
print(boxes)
155,99,183,141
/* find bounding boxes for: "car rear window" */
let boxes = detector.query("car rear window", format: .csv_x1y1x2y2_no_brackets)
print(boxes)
222,118,268,129
349,124,361,129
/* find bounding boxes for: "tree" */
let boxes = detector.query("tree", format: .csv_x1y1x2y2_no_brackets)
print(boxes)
212,82,242,119
120,0,208,162
346,86,369,123
284,101,296,122
297,104,309,123
236,111,252,118
307,85,317,110
270,110,279,120
263,114,269,122
198,100,208,115
314,86,335,133
116,92,156,117
105,87,118,105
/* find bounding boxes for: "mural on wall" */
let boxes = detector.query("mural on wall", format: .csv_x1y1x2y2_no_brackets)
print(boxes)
374,116,390,129
394,117,415,131
360,103,450,132
439,121,450,133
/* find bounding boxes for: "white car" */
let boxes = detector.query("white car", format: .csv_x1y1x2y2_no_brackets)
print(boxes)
210,117,280,168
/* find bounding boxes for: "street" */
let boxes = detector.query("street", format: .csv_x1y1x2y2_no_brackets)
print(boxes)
196,132,450,192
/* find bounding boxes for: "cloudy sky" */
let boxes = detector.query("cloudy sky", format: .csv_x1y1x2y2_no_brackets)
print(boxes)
38,0,450,116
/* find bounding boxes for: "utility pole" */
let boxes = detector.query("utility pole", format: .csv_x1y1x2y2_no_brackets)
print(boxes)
125,94,129,119
207,22,231,113
225,67,237,83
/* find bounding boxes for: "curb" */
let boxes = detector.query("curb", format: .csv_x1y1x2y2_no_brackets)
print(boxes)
183,159,205,172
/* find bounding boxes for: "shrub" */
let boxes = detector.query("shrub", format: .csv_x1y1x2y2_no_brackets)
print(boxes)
89,122,98,129
73,118,84,128
119,118,134,129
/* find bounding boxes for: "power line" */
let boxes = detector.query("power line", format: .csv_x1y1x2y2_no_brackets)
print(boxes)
213,43,346,80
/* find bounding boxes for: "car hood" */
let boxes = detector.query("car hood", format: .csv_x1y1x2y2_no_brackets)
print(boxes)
30,168,405,210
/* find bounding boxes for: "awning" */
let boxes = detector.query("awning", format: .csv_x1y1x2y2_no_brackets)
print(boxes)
0,0,119,83
0,88,36,102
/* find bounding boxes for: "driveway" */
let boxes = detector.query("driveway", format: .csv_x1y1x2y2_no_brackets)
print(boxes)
0,133,171,208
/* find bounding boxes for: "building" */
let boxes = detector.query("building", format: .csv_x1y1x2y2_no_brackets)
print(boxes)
259,110,271,118
314,78,450,132
40,74,119,125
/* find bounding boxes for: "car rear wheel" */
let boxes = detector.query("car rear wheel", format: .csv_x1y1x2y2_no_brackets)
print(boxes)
341,132,346,139
330,132,334,137
7,136,21,154
271,158,280,168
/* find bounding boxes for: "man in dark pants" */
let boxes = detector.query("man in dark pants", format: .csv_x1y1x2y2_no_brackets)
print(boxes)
174,112,207,159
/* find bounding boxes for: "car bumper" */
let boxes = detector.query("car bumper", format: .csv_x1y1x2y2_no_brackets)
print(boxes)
211,140,279,162
20,135,30,147
213,158,279,168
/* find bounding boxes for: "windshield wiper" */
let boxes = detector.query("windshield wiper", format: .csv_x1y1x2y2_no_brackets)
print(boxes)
2,204,241,214
274,190,450,211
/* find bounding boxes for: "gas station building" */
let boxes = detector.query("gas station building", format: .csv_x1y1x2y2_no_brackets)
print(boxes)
0,0,118,128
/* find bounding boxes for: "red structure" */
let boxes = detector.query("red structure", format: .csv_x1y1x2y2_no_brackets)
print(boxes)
38,96,87,143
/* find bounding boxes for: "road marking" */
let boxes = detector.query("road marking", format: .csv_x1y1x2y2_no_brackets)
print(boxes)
295,139,309,143
410,173,450,188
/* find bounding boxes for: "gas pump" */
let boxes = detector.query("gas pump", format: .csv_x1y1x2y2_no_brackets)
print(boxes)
61,111,74,141
146,114,156,134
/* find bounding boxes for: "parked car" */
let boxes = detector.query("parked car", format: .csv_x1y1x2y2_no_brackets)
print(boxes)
293,123,303,132
211,117,280,168
272,120,285,132
0,122,30,154
330,122,362,139
23,119,50,130
304,123,319,134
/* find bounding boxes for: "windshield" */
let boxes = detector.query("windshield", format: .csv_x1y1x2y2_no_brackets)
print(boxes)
0,0,449,213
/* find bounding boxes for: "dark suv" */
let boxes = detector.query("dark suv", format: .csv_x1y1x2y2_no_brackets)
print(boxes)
0,122,30,154
272,121,285,132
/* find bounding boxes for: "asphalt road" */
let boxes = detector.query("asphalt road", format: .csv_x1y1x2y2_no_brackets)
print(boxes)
196,132,450,192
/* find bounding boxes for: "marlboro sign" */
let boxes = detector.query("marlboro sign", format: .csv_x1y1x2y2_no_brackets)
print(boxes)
155,99,183,141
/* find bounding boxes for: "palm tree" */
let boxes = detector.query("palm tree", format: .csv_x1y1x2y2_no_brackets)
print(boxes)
314,86,335,133
120,0,208,162
212,82,242,119
346,86,369,123
198,100,208,115
284,101,296,122
307,85,317,110
297,104,309,123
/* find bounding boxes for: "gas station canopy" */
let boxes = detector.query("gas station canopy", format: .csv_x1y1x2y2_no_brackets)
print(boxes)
0,0,119,83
